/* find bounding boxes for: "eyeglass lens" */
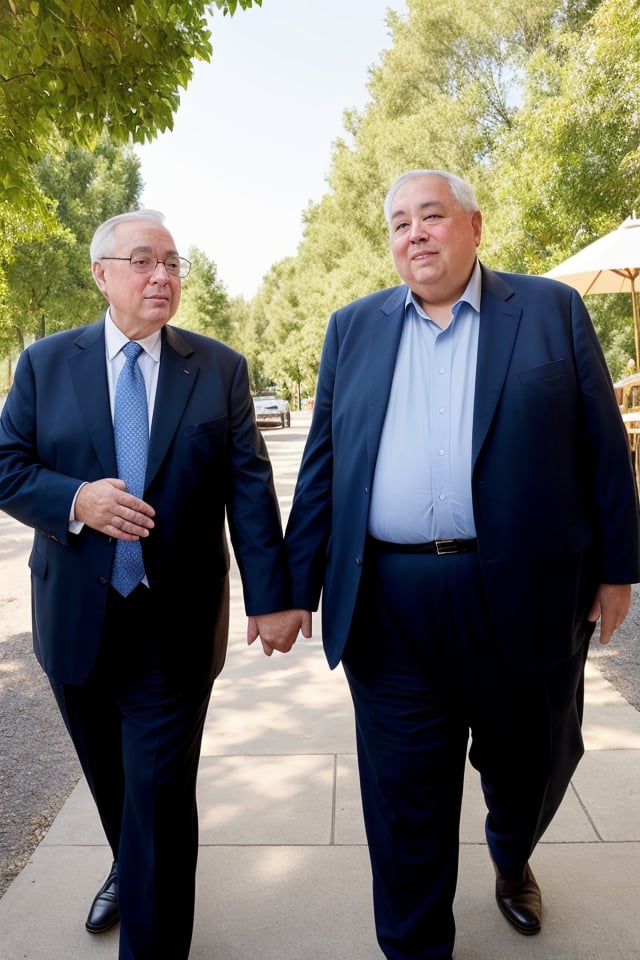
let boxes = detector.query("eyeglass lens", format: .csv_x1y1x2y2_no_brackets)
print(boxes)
130,255,189,277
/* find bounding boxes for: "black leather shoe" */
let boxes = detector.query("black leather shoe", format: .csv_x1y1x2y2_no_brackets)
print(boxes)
494,862,542,935
86,861,119,933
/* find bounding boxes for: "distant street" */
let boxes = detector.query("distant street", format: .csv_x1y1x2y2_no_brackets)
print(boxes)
1,410,639,899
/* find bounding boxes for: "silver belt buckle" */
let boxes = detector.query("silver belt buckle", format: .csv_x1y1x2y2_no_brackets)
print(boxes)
435,539,458,555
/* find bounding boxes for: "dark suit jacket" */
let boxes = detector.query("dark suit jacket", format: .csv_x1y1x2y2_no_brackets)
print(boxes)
285,265,640,675
0,319,289,687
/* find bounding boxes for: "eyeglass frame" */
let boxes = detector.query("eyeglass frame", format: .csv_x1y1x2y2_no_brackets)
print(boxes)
100,252,191,278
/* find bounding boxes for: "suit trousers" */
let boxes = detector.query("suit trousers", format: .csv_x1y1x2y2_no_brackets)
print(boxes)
49,584,215,960
342,546,590,960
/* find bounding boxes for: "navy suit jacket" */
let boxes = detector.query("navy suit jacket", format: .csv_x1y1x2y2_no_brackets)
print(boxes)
0,319,289,687
285,265,640,675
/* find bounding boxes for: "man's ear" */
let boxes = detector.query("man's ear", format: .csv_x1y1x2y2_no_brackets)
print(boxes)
92,260,109,299
472,210,483,247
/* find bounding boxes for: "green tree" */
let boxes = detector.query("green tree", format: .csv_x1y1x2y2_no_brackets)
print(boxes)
174,246,234,345
259,0,555,372
0,135,142,355
0,0,261,205
250,0,639,388
485,0,640,376
0,0,262,341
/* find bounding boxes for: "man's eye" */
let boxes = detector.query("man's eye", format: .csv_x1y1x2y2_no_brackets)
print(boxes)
165,259,180,271
394,222,409,232
133,256,152,268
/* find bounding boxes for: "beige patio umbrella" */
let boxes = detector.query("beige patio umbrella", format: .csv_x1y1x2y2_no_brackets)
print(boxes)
545,213,640,365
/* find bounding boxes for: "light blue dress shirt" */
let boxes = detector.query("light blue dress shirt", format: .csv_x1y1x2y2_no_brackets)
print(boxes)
368,260,481,542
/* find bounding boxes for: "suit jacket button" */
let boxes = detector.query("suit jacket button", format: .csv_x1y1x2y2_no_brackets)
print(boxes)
355,557,362,566
98,576,108,585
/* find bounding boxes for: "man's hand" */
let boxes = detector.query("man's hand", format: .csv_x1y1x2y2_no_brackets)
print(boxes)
247,609,312,657
588,583,632,645
75,478,155,541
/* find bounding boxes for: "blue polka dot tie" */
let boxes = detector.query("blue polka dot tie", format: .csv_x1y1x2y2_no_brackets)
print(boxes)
111,341,149,597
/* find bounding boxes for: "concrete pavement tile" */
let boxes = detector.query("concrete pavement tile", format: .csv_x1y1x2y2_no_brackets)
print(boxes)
201,639,356,757
454,841,640,960
582,704,640,750
570,749,640,841
4,835,639,960
0,845,119,960
457,759,600,845
582,663,640,749
537,781,601,842
334,754,367,846
191,845,382,960
41,778,104,846
197,754,336,845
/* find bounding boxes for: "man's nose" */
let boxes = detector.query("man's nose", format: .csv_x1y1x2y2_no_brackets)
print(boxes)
409,219,427,241
149,260,171,280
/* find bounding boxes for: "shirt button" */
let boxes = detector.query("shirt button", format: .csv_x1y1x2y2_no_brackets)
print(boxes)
439,493,446,501
439,448,445,456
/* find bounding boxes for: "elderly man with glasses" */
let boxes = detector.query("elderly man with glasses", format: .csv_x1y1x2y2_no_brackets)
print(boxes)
0,209,306,960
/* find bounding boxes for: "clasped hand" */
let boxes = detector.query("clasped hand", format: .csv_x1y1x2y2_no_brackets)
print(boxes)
247,609,313,657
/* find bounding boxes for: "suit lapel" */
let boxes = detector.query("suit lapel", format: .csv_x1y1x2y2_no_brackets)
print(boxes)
67,320,198,489
367,287,407,472
145,325,198,487
68,320,118,477
472,266,521,468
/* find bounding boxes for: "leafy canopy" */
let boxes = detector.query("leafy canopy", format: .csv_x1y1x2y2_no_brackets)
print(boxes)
0,0,261,207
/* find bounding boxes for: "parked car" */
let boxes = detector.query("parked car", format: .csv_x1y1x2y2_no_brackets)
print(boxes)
253,392,291,428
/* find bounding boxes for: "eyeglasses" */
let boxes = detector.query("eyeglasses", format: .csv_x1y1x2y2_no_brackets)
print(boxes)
101,254,191,278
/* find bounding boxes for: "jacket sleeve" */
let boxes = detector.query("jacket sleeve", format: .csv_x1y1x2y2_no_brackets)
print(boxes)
0,347,83,544
223,353,292,614
284,312,340,611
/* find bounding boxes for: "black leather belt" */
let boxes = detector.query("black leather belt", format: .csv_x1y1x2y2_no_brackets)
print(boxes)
367,536,478,555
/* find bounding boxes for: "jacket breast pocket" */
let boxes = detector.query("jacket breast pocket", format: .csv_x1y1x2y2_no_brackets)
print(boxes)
182,417,227,442
518,358,569,386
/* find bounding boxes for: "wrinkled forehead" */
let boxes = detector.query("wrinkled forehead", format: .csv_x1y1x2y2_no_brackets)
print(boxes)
112,219,178,254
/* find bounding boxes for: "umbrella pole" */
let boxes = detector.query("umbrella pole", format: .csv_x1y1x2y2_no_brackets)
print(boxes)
632,279,640,371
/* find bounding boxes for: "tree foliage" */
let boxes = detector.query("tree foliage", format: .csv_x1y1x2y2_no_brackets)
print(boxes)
3,0,638,394
174,246,235,346
245,0,640,390
0,0,261,378
0,0,261,213
0,134,142,356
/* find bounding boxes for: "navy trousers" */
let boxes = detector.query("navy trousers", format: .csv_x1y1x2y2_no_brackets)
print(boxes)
342,547,591,960
49,584,215,960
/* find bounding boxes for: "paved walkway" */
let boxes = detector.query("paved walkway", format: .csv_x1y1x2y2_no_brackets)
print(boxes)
2,416,640,958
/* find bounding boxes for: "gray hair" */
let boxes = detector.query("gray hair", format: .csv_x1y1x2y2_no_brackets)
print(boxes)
384,170,479,223
89,209,167,262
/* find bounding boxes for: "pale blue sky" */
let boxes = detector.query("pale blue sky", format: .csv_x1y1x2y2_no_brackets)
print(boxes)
134,0,405,298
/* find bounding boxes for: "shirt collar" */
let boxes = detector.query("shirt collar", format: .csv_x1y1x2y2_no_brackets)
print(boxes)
105,308,162,363
404,257,482,319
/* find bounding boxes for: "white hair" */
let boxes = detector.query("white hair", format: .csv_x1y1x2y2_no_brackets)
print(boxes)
384,170,479,223
90,209,166,262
